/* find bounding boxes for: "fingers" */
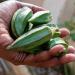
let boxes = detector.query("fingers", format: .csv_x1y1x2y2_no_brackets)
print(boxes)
16,1,46,13
59,28,70,38
31,54,75,68
49,44,64,56
31,51,50,62
59,54,75,64
23,54,75,68
13,45,75,66
34,58,59,68
23,54,35,64
11,54,59,68
5,45,75,67
68,46,75,53
10,44,64,65
23,45,75,67
24,58,59,68
59,46,75,64
23,44,64,63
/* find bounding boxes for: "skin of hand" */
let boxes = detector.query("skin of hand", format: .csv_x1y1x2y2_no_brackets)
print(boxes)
0,1,75,68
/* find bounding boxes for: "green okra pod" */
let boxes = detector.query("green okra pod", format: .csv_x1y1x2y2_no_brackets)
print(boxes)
49,37,68,56
7,26,62,53
7,26,52,53
28,11,52,25
11,7,33,38
49,37,68,48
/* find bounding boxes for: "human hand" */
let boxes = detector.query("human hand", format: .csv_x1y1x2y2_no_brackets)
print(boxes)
0,1,75,68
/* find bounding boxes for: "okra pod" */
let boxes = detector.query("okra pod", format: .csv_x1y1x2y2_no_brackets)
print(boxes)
28,11,52,25
11,7,33,38
7,26,52,53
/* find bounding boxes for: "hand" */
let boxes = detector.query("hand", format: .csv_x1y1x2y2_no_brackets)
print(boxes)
0,1,75,68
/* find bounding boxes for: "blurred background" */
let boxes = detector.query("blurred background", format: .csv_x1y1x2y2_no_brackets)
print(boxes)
0,0,75,75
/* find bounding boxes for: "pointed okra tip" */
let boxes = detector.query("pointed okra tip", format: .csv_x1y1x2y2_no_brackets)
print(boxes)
6,42,16,50
6,45,13,50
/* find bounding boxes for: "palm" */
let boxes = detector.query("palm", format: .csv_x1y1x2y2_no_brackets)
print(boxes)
0,1,75,68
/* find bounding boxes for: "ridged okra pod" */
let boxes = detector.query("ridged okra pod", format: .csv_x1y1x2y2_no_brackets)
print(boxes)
7,26,59,53
11,7,33,38
28,11,52,25
49,37,68,56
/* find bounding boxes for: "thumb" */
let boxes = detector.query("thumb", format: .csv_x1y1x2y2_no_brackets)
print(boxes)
0,23,13,48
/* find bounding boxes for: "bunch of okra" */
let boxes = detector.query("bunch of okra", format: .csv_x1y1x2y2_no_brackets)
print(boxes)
7,7,68,56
